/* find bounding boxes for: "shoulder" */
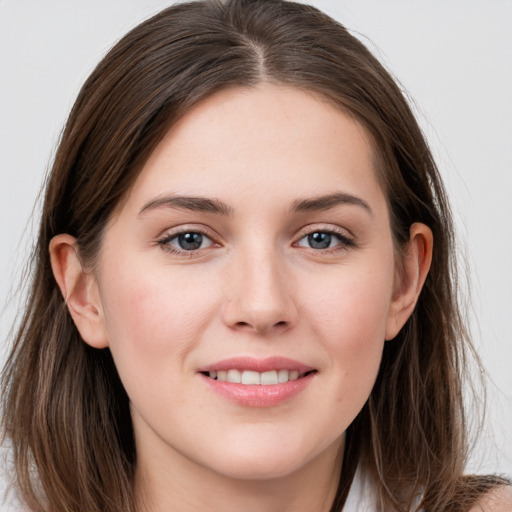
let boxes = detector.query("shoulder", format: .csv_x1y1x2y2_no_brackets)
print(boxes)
468,486,512,512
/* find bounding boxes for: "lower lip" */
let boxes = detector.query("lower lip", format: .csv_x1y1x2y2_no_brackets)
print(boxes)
200,373,315,407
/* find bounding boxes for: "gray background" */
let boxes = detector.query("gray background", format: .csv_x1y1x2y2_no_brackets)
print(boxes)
1,0,511,475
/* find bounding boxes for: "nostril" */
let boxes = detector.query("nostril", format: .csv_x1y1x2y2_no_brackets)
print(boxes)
235,321,250,328
231,320,288,333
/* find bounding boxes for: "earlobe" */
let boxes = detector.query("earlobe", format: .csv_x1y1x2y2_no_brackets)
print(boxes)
385,223,433,340
49,234,109,349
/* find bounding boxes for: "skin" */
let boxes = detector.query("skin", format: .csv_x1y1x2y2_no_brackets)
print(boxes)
51,84,433,512
469,489,512,512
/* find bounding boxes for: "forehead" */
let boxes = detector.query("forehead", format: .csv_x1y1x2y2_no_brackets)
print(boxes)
120,83,386,216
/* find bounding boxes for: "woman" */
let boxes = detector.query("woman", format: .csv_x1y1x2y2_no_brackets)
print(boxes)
1,1,510,511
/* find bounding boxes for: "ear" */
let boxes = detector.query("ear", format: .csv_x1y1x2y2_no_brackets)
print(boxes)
49,234,109,348
385,223,433,340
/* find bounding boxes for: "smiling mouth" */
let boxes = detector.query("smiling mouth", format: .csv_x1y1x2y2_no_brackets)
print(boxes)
201,369,317,385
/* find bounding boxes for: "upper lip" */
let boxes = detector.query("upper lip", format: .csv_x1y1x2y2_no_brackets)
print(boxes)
198,356,314,374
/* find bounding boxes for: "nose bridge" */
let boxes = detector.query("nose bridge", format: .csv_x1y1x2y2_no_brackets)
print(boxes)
223,240,296,334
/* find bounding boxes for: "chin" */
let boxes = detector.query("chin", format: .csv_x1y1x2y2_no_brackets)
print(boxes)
202,434,339,482
211,455,307,481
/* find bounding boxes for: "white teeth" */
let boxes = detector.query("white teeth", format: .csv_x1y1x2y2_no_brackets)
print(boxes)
278,369,289,383
209,368,309,385
226,369,241,383
260,370,278,385
241,370,261,385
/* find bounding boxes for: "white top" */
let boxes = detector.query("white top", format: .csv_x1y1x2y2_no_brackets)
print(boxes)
342,466,377,511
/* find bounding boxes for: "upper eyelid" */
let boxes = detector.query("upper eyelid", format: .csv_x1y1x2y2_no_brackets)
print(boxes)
293,223,355,240
157,224,219,240
159,231,213,244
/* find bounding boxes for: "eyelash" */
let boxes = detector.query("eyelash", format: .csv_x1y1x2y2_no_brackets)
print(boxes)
157,228,217,256
294,227,356,253
156,226,356,256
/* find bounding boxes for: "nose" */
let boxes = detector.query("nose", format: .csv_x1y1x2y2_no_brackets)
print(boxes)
222,247,298,335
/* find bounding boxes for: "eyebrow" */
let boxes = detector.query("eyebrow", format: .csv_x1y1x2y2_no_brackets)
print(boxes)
138,191,372,218
139,195,234,217
290,192,373,216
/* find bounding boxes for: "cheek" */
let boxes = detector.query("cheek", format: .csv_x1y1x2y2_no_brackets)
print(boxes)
302,256,394,394
98,259,220,374
307,264,393,344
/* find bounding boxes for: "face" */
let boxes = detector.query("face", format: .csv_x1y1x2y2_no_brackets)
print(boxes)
91,84,403,483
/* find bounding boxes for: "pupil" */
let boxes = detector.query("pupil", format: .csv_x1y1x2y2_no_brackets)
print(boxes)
178,233,203,250
308,232,331,249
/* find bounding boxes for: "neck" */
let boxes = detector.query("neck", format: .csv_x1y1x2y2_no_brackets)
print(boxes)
134,436,344,512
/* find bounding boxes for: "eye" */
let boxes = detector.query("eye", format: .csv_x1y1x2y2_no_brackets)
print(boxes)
296,230,354,250
158,231,215,253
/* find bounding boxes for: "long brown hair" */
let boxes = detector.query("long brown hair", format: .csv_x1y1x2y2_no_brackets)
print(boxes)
1,1,507,511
